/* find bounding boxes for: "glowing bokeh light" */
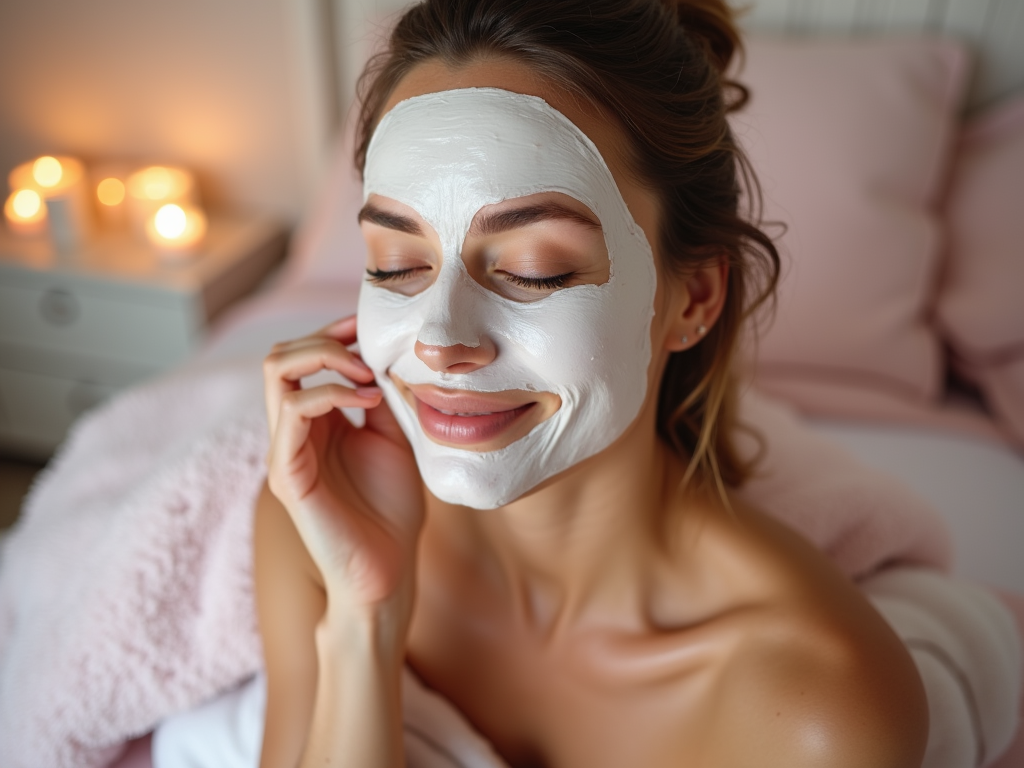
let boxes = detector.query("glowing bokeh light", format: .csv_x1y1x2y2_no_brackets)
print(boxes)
4,188,47,234
12,189,43,218
128,166,187,201
32,156,63,188
97,177,126,206
154,203,187,239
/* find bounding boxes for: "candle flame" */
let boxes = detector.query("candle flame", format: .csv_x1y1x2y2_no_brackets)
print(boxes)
154,203,187,239
97,177,126,206
33,156,63,188
12,189,43,218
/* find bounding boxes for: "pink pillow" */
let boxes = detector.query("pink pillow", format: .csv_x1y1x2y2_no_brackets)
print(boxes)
937,97,1024,446
733,36,969,415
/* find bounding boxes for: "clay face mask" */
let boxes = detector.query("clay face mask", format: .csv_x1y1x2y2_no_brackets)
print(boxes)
357,88,657,509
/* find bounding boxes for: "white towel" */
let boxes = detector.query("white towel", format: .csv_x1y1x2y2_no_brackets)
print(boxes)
153,668,510,768
862,567,1022,768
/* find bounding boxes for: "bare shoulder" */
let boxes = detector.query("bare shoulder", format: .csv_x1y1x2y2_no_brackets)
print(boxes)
702,604,928,768
665,498,929,767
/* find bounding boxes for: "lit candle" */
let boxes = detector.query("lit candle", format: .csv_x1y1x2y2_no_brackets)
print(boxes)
145,202,207,258
7,155,92,249
91,165,130,230
4,188,48,236
97,177,125,206
126,165,198,240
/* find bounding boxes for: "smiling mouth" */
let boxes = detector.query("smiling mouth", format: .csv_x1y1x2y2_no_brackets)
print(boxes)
388,374,560,450
414,398,537,446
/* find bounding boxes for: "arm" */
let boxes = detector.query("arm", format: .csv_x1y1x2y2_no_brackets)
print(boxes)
256,482,411,768
303,599,408,767
255,481,324,768
258,316,424,768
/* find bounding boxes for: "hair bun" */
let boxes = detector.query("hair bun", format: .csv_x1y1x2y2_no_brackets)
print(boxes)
662,0,742,75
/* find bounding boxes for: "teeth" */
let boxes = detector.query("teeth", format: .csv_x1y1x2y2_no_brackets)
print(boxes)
438,408,493,417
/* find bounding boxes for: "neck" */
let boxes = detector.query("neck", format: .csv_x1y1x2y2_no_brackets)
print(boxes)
427,410,685,636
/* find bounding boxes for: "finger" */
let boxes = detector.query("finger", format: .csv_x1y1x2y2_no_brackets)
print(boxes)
318,314,358,343
269,337,375,377
263,342,374,435
266,341,374,386
277,315,357,347
263,314,359,364
270,384,382,480
264,368,299,438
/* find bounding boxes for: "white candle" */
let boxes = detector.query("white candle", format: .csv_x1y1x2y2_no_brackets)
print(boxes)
145,202,207,258
4,188,48,236
8,155,92,249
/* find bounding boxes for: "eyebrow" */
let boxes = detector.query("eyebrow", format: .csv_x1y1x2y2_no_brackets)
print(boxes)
357,201,601,237
357,205,423,235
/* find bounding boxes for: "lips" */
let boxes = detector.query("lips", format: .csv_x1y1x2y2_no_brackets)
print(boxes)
401,385,536,447
416,400,536,445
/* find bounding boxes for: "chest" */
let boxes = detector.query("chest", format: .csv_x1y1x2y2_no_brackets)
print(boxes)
407,576,720,768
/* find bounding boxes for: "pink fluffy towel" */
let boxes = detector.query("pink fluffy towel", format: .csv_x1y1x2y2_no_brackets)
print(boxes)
0,364,951,768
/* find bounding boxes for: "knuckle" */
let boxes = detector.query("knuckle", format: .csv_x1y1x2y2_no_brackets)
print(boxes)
262,351,283,372
266,472,285,500
279,391,302,413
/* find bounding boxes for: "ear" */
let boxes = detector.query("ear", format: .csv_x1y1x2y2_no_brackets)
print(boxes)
664,258,729,352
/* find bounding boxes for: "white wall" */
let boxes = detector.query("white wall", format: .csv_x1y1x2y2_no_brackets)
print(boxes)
0,0,337,225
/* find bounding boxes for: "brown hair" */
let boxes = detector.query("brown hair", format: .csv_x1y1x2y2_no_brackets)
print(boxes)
354,0,779,495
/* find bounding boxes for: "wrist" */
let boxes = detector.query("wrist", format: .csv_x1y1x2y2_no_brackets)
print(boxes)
316,598,410,665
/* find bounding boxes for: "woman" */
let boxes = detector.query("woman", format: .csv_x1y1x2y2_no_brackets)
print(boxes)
256,0,928,766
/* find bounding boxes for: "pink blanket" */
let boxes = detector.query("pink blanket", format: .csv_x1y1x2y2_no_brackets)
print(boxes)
0,360,951,768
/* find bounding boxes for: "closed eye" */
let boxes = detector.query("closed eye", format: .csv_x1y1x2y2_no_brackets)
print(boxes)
503,271,575,291
365,266,429,284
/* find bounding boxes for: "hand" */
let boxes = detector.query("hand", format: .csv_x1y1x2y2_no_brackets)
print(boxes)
263,316,423,615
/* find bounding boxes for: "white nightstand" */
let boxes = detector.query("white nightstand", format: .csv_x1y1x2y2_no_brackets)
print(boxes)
0,216,286,457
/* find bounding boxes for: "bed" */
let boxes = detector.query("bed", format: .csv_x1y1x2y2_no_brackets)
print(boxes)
1,0,1023,766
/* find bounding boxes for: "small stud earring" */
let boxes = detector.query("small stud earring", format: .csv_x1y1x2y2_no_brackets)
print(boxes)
698,324,707,336
681,335,688,345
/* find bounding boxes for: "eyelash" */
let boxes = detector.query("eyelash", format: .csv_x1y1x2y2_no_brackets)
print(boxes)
503,272,574,290
365,267,422,283
367,267,575,291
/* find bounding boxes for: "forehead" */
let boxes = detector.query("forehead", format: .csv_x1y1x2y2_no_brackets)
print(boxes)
364,89,623,239
374,59,663,265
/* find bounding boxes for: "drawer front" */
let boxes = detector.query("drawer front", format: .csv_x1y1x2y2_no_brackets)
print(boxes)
0,366,118,453
0,281,196,367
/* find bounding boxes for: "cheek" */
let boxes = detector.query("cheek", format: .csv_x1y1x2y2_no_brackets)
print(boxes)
356,287,420,374
496,285,627,384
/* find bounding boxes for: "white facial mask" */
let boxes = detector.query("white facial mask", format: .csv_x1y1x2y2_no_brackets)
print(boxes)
357,88,657,509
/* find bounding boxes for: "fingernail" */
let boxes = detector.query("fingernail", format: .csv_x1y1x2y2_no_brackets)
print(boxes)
356,386,382,399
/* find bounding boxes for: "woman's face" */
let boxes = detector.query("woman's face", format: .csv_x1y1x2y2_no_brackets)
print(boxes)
356,58,672,509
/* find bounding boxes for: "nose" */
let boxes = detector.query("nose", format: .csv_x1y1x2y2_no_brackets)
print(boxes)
415,338,497,374
414,260,497,374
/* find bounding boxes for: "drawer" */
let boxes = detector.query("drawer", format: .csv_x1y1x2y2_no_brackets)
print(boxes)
0,366,118,455
0,281,197,367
